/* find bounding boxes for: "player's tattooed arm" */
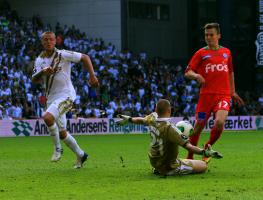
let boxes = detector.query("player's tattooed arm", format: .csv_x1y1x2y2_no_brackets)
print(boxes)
229,72,244,106
185,70,205,85
32,66,55,83
80,54,99,88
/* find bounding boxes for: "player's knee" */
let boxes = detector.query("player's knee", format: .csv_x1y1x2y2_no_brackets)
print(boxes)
214,119,224,131
192,160,207,173
202,162,208,172
43,113,55,126
59,130,67,140
196,120,206,127
196,161,208,173
194,121,205,132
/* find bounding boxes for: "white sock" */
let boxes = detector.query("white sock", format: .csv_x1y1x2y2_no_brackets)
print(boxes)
48,124,61,151
63,133,84,157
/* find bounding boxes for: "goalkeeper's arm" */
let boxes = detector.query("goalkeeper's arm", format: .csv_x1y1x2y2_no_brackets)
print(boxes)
183,143,223,159
182,142,202,155
116,115,147,125
116,113,158,126
131,117,149,124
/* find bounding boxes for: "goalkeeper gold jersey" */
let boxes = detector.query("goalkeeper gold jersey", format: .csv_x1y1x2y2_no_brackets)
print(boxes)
148,120,187,174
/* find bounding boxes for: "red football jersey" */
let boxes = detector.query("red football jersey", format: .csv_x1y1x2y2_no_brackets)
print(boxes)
186,46,233,95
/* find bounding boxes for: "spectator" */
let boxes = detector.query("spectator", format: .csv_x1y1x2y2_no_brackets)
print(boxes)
0,3,260,119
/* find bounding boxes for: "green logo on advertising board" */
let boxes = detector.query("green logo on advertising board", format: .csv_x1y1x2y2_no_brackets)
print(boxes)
255,116,263,130
12,121,33,136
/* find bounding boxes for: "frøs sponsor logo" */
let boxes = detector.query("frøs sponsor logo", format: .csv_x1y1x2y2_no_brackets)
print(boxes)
205,63,228,73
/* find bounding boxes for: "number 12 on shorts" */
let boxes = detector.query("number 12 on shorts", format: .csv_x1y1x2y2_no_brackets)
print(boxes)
218,100,228,109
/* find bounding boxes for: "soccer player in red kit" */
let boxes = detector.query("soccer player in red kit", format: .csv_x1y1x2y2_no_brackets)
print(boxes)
185,23,244,162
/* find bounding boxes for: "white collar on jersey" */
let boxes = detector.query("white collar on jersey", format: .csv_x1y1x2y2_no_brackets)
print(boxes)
40,47,59,58
156,118,172,122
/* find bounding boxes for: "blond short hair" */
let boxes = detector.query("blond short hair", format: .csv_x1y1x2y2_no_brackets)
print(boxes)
156,99,171,116
41,31,56,39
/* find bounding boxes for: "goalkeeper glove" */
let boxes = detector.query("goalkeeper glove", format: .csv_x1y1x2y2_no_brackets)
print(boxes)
202,145,223,159
116,114,132,126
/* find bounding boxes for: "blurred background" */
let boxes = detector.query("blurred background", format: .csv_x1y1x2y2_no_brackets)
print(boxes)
0,0,262,119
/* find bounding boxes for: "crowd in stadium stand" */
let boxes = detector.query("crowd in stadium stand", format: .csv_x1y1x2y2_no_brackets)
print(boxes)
0,1,262,120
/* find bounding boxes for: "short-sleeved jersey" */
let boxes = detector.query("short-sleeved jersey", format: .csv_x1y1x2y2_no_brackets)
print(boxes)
32,49,82,103
186,46,233,95
148,119,187,175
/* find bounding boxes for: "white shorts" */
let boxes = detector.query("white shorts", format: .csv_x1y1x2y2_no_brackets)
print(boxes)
166,159,194,176
45,97,73,131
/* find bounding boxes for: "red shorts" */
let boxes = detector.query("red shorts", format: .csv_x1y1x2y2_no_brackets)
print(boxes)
195,94,231,123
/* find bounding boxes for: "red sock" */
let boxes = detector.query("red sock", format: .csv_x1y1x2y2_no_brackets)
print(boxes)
187,133,201,159
205,126,223,149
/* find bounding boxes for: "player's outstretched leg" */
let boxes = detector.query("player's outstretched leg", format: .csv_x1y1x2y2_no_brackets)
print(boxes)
187,134,201,159
187,159,208,174
49,124,63,162
166,159,207,176
203,110,226,162
51,146,63,162
205,122,224,148
187,122,204,159
203,127,223,163
203,110,227,162
74,152,88,169
61,131,88,168
44,113,63,162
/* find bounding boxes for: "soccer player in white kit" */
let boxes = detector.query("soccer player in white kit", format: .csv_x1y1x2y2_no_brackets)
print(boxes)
32,31,99,168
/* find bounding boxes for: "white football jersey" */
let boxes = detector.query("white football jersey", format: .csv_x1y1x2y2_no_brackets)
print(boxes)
32,49,82,103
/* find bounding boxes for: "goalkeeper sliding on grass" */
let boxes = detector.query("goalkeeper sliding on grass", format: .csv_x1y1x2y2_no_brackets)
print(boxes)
116,99,222,176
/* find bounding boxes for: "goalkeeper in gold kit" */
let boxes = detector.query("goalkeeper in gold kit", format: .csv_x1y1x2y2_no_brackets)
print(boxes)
117,99,222,176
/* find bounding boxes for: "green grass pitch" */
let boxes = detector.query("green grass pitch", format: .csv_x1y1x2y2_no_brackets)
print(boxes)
0,131,263,200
